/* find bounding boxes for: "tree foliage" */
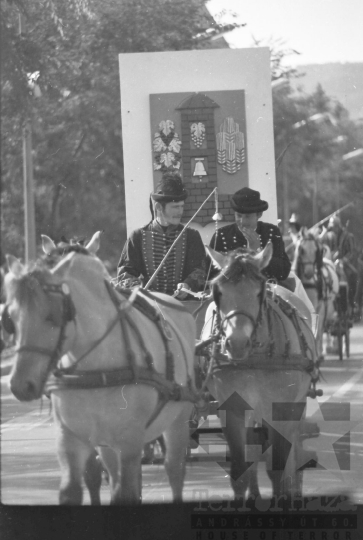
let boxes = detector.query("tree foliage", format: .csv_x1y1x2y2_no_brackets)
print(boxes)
1,0,362,268
1,0,211,266
272,80,363,240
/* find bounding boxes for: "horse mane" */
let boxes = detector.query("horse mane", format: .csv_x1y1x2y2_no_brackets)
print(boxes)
4,263,52,307
60,235,85,246
211,248,266,286
5,244,91,305
51,244,90,257
43,244,91,268
299,227,316,241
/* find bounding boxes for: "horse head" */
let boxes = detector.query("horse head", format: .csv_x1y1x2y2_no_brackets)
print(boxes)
292,228,323,281
206,243,273,361
42,231,103,257
3,254,77,401
4,237,110,402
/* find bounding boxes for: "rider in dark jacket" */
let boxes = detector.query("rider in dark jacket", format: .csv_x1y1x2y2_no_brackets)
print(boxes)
117,173,207,298
209,187,291,282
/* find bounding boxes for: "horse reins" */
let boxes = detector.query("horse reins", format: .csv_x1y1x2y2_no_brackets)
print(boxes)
8,283,76,386
294,237,323,294
5,280,127,382
214,280,266,350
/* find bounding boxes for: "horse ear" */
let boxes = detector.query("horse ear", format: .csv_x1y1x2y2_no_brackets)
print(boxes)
254,242,273,270
6,254,24,276
86,230,103,254
41,234,56,254
204,245,228,269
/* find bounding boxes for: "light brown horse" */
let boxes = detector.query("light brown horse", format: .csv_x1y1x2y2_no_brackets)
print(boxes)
202,244,318,499
4,240,197,505
292,228,339,359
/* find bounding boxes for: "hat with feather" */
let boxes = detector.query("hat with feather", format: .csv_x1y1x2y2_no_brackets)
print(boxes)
151,173,188,203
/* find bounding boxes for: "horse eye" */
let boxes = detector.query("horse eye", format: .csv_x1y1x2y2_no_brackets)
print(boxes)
45,313,56,325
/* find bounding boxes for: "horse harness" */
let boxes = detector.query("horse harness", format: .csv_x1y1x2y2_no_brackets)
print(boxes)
209,279,317,377
212,278,266,354
294,237,323,298
4,278,200,412
3,283,76,385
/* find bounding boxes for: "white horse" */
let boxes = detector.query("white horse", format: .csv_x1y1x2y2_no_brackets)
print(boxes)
201,244,318,499
292,229,339,359
5,235,197,504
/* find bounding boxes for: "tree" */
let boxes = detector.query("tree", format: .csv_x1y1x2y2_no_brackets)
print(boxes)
1,0,212,266
2,2,362,265
272,78,363,241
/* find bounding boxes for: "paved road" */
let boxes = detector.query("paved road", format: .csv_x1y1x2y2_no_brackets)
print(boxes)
1,323,362,506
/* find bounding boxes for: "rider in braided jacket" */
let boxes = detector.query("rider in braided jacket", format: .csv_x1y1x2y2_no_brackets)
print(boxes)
117,173,206,298
117,173,207,460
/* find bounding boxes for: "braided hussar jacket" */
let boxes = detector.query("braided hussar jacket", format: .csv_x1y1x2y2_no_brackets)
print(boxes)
117,220,207,295
210,221,291,282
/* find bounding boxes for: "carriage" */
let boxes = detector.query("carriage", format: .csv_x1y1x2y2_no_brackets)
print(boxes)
3,234,323,504
325,260,351,361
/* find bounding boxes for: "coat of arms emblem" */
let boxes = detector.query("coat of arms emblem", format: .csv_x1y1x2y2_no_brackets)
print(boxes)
153,120,182,172
190,122,205,148
216,117,245,174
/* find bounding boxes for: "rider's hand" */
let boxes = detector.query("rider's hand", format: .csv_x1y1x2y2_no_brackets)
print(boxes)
119,277,142,289
241,227,261,252
175,283,190,300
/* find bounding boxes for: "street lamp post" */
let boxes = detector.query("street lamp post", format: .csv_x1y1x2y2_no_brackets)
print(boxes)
342,148,363,161
280,158,289,234
292,113,339,225
333,135,348,210
19,12,37,263
22,121,37,263
336,169,340,209
272,79,291,230
312,169,319,225
336,148,363,209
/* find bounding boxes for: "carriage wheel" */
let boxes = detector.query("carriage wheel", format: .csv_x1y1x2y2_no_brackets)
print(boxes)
345,318,350,358
294,441,304,497
336,320,343,361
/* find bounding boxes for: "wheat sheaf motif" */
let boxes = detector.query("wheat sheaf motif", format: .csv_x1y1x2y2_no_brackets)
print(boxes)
216,117,245,174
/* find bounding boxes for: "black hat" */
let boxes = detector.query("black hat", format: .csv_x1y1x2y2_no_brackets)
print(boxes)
288,213,301,230
151,173,188,203
329,215,341,227
231,187,268,214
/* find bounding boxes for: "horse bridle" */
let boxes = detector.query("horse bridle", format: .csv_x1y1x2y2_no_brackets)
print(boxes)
213,280,266,344
2,283,76,380
294,237,322,280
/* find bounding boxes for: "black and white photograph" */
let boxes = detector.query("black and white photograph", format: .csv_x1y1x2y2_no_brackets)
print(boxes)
1,1,362,539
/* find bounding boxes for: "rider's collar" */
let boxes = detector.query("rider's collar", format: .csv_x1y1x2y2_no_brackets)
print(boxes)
235,221,261,235
153,220,180,234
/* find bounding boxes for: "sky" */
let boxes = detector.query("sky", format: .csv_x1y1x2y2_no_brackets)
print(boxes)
207,0,363,66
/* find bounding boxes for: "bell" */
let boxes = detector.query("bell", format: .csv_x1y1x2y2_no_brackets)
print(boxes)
193,158,207,179
212,212,223,221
